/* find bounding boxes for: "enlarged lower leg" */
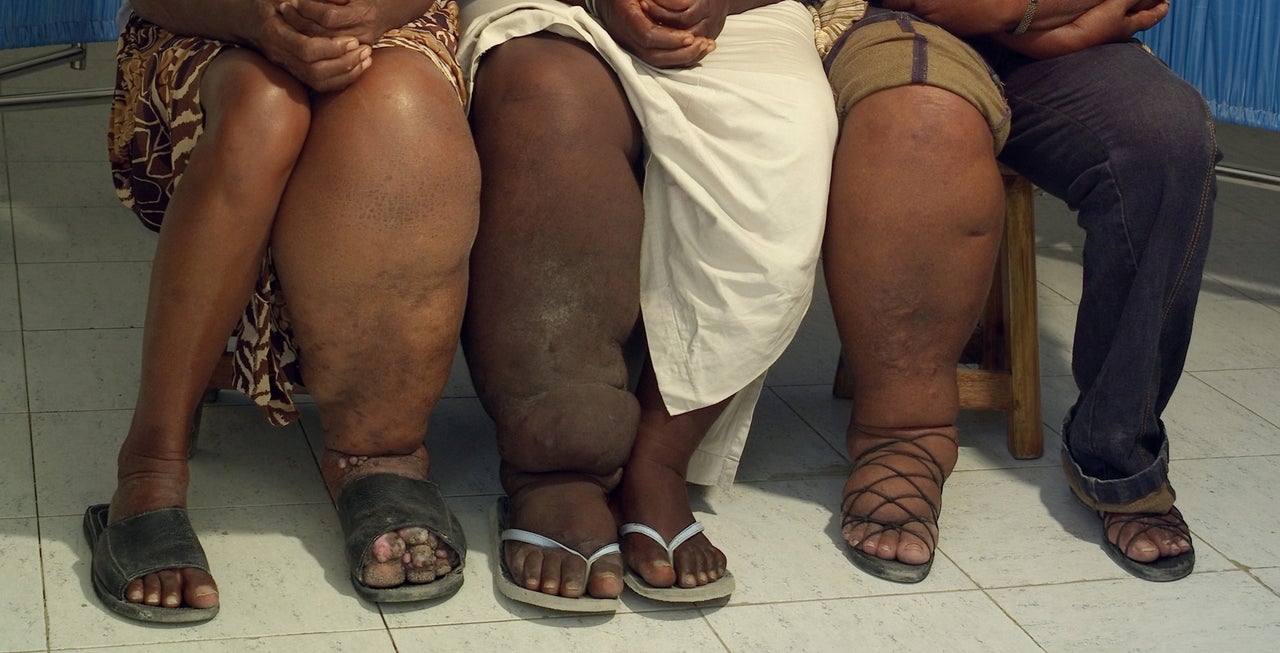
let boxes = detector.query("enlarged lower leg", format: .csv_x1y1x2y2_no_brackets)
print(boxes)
616,360,730,589
111,50,312,609
464,35,645,600
270,49,479,589
824,86,1003,570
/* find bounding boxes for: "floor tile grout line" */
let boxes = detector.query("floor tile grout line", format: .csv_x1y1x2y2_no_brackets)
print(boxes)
1187,370,1280,431
763,384,850,464
975,585,1050,652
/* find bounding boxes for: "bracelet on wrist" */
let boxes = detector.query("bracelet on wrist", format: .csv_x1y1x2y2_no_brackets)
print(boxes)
1010,0,1038,35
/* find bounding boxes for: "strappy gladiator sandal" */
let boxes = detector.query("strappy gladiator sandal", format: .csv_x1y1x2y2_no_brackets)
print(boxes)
1100,507,1195,582
841,429,955,584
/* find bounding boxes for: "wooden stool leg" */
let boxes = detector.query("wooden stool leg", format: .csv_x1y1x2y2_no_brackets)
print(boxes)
1002,174,1043,459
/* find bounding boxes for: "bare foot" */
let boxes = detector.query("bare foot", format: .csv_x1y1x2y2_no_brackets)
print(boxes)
616,457,727,589
502,476,624,600
321,447,458,589
841,427,957,571
109,445,219,610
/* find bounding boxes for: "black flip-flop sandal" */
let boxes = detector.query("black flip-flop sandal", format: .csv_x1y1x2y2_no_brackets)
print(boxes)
83,504,219,623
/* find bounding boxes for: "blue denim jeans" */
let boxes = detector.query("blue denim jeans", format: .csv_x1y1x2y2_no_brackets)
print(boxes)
977,41,1222,507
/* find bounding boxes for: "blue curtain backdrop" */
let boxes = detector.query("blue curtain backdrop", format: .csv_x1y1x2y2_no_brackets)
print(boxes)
1142,0,1279,131
0,0,121,49
1,0,1275,131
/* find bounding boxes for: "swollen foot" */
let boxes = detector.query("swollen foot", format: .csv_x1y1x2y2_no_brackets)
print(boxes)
841,426,957,582
322,448,457,589
502,475,624,600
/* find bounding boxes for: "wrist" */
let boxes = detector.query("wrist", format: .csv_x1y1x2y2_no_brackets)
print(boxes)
1009,0,1038,35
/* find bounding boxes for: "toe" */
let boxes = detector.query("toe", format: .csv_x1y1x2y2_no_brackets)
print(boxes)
544,555,572,597
126,578,145,604
585,552,624,599
183,568,219,609
404,543,439,583
1121,532,1160,562
361,560,408,588
626,535,676,588
673,547,700,588
158,569,182,608
509,544,544,591
896,533,932,566
876,530,901,561
860,531,881,556
842,521,869,548
142,572,162,606
370,532,407,564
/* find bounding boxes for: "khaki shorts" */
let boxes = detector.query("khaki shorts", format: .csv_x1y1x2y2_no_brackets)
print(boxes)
822,6,1011,152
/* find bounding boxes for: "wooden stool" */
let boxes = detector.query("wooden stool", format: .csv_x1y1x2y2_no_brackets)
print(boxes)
833,172,1044,459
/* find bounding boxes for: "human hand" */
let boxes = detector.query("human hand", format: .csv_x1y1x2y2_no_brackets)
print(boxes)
594,0,716,68
996,0,1169,59
279,0,391,46
880,0,1163,36
639,0,728,41
255,4,373,91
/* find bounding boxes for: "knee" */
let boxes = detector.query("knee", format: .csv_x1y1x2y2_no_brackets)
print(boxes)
847,85,997,160
333,48,478,186
495,384,640,477
332,49,472,151
838,85,1004,235
200,51,311,170
1108,78,1220,178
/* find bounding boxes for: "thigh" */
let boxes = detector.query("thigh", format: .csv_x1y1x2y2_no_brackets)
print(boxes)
993,41,1216,204
825,7,1010,150
470,32,640,160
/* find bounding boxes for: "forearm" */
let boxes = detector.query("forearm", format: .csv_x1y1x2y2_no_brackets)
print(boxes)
129,0,269,45
881,0,1106,36
727,0,779,15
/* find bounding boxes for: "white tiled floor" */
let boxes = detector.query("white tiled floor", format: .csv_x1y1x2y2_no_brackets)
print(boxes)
3,42,1280,653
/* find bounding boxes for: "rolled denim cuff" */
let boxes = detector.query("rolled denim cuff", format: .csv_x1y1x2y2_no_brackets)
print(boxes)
1060,438,1171,510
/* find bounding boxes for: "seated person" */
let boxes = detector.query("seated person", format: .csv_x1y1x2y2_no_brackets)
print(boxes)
86,0,478,623
459,0,837,609
817,0,1215,582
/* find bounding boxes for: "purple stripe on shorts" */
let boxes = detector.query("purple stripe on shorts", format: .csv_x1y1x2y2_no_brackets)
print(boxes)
894,13,929,84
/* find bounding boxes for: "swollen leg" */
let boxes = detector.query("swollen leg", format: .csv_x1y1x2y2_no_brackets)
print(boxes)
111,49,311,608
465,35,644,600
824,86,1002,572
269,48,478,589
